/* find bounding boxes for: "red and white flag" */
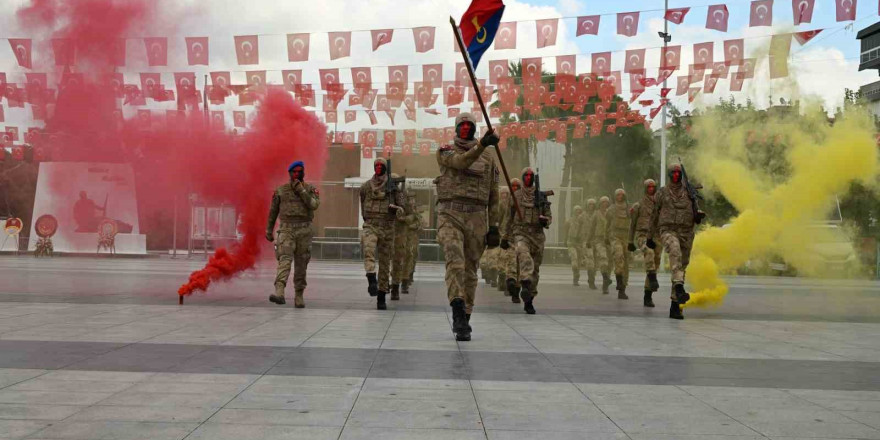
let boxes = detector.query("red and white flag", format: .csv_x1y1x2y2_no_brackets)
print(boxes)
576,15,600,36
144,37,167,66
704,76,719,93
328,32,352,60
676,76,689,95
741,58,757,79
423,64,443,86
287,33,310,62
592,52,612,75
536,19,558,48
52,39,75,66
724,39,745,65
8,39,31,69
730,72,746,92
706,5,729,31
319,69,340,90
489,59,509,84
351,67,372,89
688,88,700,103
665,7,690,24
233,111,246,128
234,35,259,65
412,27,435,53
495,22,517,49
750,0,773,27
624,49,645,73
371,29,393,51
246,71,266,90
282,70,301,92
793,0,815,24
523,58,542,83
388,65,408,85
211,71,232,89
617,12,640,37
185,37,209,66
173,72,196,99
693,42,714,67
455,62,470,86
836,0,856,21
556,55,576,75
345,110,357,123
794,29,823,45
139,73,162,99
661,45,681,69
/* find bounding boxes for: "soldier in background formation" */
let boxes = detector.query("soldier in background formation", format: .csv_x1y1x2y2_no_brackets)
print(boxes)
580,198,598,290
391,187,421,300
606,188,631,299
502,167,551,315
435,113,501,341
360,158,405,310
503,178,522,302
266,161,321,308
401,190,422,294
629,179,661,307
587,196,612,294
566,205,586,286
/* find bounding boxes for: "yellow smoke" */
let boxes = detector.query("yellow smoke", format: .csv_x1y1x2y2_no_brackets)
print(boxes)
683,106,879,308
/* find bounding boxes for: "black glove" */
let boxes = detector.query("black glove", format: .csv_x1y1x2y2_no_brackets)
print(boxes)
480,130,500,147
695,210,706,224
500,238,510,250
265,231,274,242
539,217,550,228
486,226,500,248
627,242,636,252
646,238,656,249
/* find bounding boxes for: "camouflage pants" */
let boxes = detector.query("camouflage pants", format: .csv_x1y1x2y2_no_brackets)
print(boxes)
568,245,586,271
514,232,545,297
274,225,313,295
592,242,610,273
609,237,630,285
582,244,595,272
636,232,661,273
405,229,419,279
661,229,694,291
500,246,517,280
362,220,394,292
437,209,488,314
392,222,410,284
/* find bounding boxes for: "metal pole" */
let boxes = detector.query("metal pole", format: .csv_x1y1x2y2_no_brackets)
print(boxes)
660,0,669,187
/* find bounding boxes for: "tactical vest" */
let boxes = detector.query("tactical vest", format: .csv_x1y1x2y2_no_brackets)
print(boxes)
657,186,695,230
567,215,583,242
362,181,392,221
592,210,608,242
435,146,494,205
634,196,655,232
276,183,315,224
608,203,630,239
513,188,542,228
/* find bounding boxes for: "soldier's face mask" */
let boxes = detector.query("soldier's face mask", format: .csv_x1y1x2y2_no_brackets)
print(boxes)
456,121,476,140
647,184,656,195
291,166,304,181
374,163,386,176
523,172,534,188
671,170,682,183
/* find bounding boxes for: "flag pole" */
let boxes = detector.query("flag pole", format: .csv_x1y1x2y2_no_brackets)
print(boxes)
448,16,522,220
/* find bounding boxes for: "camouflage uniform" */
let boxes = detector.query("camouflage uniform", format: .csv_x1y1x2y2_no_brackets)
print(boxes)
402,191,422,294
630,179,661,307
499,181,521,299
606,189,631,299
587,196,612,293
436,113,500,338
566,206,585,285
503,168,551,315
266,178,320,308
579,199,598,289
649,163,700,319
391,187,418,299
360,159,405,308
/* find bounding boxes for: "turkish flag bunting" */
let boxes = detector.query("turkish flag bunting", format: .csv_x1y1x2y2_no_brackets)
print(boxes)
246,71,266,91
576,15,600,36
388,65,408,85
319,69,340,90
624,49,645,73
794,29,823,45
419,141,431,155
750,0,773,27
617,12,639,37
661,87,672,97
367,110,378,125
495,22,517,49
8,39,32,69
694,42,714,67
140,73,162,100
186,37,209,65
344,110,356,123
630,70,646,94
287,33,310,62
144,37,167,66
706,5,729,31
836,0,857,21
413,27,435,53
650,106,663,119
328,32,352,60
704,76,719,93
52,39,75,66
233,111,246,128
711,62,731,79
556,55,576,76
657,67,675,83
173,72,196,99
724,39,745,65
665,7,690,23
361,130,377,147
688,64,706,84
676,77,689,95
592,52,612,75
661,45,681,69
362,144,373,159
371,29,393,51
444,82,464,106
688,87,700,103
282,70,302,92
423,64,443,87
536,19,559,48
769,33,792,79
234,35,259,65
489,59,509,84
211,111,224,130
740,58,757,79
793,0,815,24
730,72,746,91
455,62,470,86
522,58,542,84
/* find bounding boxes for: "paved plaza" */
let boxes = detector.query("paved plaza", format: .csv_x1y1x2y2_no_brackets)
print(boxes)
0,256,878,439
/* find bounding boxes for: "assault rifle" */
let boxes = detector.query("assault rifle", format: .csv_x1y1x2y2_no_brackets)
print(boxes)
678,157,705,224
534,169,554,229
386,158,406,210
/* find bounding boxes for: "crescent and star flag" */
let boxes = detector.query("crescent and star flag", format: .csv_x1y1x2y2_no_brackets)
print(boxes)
458,0,506,69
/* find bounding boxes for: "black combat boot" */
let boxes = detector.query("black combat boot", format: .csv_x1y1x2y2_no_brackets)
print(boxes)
377,291,387,310
647,271,660,291
268,295,286,305
497,273,506,292
588,271,597,290
465,313,473,333
673,283,690,304
520,280,535,314
390,284,400,301
451,298,470,341
643,290,655,307
366,273,378,297
573,269,580,286
507,278,521,303
601,273,611,294
669,301,684,320
616,275,628,299
401,281,410,294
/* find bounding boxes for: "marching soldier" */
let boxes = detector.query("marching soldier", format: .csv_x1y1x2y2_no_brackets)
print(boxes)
629,179,661,307
566,205,586,286
606,188,631,299
435,113,501,341
401,190,422,294
580,198,598,290
360,159,405,310
503,178,522,302
266,161,320,308
390,184,417,300
587,196,612,294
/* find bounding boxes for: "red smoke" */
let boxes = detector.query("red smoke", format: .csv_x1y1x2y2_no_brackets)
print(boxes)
12,0,330,298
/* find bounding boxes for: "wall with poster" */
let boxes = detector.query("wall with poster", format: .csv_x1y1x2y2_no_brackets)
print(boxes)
28,162,147,254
